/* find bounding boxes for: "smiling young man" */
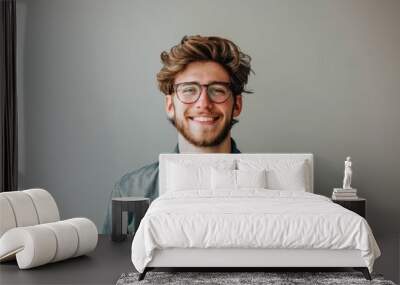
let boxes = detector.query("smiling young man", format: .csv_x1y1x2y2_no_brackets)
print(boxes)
103,35,252,234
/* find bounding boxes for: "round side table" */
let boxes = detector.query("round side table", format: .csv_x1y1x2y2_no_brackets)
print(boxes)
111,197,150,242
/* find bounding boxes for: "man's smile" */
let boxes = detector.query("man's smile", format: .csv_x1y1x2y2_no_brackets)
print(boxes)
187,115,221,125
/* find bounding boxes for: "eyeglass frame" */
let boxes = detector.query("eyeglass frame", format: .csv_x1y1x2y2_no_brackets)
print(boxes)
172,81,233,104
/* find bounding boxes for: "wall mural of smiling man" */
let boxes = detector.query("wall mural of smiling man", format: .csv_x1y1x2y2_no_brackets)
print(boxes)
103,35,253,234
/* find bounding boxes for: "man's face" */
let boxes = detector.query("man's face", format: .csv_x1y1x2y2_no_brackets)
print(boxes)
165,61,242,147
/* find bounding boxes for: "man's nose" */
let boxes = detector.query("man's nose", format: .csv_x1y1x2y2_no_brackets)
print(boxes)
195,87,213,109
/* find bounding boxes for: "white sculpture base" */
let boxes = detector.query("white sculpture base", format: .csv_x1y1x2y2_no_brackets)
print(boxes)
332,188,358,201
334,188,357,192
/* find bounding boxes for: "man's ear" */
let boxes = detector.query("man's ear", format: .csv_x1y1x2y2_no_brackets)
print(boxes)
232,95,242,117
165,95,175,119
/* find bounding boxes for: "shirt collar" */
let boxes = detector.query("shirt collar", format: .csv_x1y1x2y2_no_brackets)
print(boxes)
173,138,241,154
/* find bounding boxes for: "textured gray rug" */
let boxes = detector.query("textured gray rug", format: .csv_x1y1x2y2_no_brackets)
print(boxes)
116,271,396,285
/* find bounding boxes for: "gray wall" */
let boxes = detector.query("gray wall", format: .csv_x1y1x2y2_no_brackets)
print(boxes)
17,0,400,282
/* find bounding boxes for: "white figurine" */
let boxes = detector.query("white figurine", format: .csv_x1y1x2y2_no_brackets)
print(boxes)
342,156,352,189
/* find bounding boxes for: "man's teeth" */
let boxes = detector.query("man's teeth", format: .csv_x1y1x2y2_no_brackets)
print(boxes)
191,117,217,122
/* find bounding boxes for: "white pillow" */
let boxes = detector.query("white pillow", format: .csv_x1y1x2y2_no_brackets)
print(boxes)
237,169,267,188
211,168,236,190
211,168,267,190
237,159,308,191
166,160,235,192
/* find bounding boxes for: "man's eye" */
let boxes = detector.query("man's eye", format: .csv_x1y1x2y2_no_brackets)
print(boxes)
210,87,227,95
182,88,196,94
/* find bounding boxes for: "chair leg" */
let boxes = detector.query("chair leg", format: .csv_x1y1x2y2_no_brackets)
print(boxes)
354,267,371,280
138,268,148,281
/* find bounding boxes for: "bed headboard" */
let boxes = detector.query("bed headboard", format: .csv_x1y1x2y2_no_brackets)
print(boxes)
159,153,314,195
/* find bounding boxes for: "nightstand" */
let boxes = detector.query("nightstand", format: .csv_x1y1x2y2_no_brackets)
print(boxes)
332,197,366,218
112,197,150,242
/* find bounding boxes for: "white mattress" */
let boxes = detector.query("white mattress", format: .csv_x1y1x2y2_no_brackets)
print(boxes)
148,248,365,267
131,190,380,273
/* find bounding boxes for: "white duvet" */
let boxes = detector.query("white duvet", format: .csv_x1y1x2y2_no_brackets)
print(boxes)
131,189,380,273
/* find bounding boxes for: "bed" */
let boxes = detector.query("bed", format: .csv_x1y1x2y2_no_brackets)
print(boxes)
131,153,381,280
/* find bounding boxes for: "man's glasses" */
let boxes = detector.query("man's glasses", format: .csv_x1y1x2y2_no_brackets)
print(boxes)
173,82,232,104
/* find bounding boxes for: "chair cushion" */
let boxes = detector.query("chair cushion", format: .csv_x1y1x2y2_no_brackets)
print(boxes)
0,218,97,269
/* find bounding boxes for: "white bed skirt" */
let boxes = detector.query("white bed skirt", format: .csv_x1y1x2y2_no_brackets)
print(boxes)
148,248,366,268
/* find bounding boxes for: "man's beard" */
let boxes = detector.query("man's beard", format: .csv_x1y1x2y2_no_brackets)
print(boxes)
168,108,238,148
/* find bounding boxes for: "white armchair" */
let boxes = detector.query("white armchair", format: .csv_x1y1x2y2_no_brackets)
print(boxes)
0,189,97,269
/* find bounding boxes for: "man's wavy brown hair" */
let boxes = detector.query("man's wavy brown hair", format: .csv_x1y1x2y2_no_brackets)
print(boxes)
157,35,253,96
